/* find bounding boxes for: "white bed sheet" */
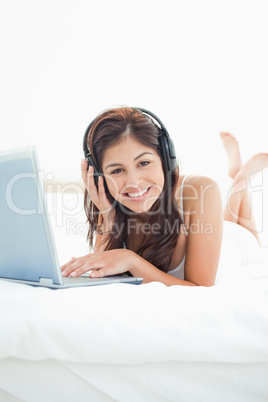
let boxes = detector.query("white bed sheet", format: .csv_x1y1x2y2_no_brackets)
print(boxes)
1,264,268,365
0,260,268,401
0,358,267,402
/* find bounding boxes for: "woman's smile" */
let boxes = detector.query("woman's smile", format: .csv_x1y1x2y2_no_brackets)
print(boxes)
123,186,152,200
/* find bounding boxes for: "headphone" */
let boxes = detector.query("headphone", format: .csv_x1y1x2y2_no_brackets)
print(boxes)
83,107,177,193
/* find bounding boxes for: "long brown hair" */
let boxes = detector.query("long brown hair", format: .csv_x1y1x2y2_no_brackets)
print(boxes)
84,107,183,272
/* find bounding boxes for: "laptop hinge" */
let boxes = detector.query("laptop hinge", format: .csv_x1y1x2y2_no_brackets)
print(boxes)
39,278,54,286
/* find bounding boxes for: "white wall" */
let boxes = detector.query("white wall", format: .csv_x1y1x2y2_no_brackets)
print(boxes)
1,0,267,243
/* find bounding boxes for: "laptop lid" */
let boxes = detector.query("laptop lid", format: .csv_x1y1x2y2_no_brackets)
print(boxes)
0,146,142,287
0,146,64,285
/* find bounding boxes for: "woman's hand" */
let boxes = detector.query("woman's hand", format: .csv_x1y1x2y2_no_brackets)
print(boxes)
60,249,196,286
61,249,137,278
81,159,114,221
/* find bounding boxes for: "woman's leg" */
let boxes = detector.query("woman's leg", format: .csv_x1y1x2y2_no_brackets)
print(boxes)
220,132,268,244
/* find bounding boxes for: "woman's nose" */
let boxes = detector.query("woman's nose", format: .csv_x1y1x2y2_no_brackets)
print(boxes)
125,168,141,187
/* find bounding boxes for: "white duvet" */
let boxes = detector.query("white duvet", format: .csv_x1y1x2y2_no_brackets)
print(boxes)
0,261,268,366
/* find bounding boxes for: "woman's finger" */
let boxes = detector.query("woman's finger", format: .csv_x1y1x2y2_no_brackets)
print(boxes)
82,162,99,203
81,161,113,217
62,259,89,277
97,176,113,214
88,264,123,278
64,256,103,278
98,175,105,195
81,159,89,186
60,256,77,271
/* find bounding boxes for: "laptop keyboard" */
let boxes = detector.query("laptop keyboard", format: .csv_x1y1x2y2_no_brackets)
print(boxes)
63,272,131,283
63,276,95,283
63,275,119,283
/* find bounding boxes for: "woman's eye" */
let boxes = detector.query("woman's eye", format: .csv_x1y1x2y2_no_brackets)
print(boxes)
111,168,123,174
139,161,150,167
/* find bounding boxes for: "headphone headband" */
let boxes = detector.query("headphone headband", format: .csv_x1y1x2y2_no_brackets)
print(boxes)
132,107,177,172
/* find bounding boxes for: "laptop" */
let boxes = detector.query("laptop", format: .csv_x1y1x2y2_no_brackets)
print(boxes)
0,146,143,288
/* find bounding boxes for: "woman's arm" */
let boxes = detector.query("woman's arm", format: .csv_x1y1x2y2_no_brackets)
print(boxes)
94,213,115,252
181,176,223,286
129,176,223,286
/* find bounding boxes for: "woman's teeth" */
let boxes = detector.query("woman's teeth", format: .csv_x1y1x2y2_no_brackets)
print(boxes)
127,187,150,198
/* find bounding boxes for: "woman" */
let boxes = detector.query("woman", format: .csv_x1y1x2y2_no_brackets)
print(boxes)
61,107,267,286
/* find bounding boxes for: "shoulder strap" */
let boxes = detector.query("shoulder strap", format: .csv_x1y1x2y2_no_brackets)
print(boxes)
180,175,188,237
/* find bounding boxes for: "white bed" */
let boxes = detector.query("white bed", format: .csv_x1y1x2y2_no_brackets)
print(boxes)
1,260,268,402
0,192,268,402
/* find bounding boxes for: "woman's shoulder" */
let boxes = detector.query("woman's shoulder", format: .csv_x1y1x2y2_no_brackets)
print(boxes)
176,174,221,213
177,174,219,193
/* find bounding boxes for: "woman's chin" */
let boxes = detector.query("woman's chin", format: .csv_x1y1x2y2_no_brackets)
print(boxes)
120,200,158,215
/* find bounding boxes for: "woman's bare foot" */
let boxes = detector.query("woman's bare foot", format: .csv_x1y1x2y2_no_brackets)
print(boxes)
236,153,268,180
220,131,242,178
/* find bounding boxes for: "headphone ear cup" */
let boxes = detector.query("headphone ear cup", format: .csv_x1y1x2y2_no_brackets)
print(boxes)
159,131,177,172
166,136,177,172
85,155,109,193
83,120,109,193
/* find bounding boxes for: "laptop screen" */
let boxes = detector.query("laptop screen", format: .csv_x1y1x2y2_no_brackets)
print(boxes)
0,147,62,284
